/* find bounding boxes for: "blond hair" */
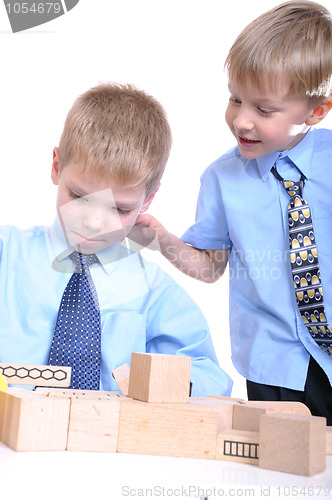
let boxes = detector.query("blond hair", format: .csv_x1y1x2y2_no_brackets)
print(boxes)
58,83,172,197
225,1,332,98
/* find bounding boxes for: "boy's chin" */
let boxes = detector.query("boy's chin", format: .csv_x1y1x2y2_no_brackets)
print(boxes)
68,227,135,255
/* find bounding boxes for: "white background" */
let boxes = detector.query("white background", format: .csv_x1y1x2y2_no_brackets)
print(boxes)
0,0,331,399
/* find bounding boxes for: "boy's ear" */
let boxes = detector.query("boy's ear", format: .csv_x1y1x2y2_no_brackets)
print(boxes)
305,100,332,126
140,184,160,213
51,147,60,185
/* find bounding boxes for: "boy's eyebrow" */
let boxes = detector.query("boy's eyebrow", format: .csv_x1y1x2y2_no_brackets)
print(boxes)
68,182,88,196
68,181,143,209
114,199,142,209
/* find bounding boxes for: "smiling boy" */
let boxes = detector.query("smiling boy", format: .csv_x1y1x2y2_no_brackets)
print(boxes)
0,82,232,396
135,1,332,422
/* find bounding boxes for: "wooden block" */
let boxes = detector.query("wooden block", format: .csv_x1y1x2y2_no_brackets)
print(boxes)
67,397,120,452
35,388,122,400
259,413,326,476
0,389,39,442
0,363,71,387
128,353,191,403
327,427,332,455
112,363,130,395
245,400,311,413
0,390,70,451
233,401,311,432
208,395,246,403
117,398,217,459
189,396,240,432
216,430,259,465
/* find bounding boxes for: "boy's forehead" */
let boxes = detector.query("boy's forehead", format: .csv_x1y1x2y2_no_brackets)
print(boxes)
62,161,147,199
229,72,293,99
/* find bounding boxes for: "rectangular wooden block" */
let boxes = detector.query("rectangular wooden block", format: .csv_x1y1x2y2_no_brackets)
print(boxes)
67,397,120,452
327,427,332,455
0,389,70,451
259,413,326,476
216,430,259,465
117,398,218,459
128,352,191,403
189,396,240,432
233,401,311,432
35,388,122,400
0,363,71,387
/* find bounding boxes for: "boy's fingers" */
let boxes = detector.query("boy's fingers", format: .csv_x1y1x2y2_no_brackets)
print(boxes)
127,224,157,248
135,213,157,228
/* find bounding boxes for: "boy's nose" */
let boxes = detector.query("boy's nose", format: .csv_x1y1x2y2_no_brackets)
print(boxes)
83,210,106,232
233,109,254,132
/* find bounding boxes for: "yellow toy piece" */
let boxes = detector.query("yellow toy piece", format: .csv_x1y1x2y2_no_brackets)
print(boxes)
0,373,8,390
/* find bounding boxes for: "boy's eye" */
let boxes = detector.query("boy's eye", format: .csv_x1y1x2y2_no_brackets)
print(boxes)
258,107,273,116
70,191,84,200
116,208,131,215
69,191,82,199
229,96,241,105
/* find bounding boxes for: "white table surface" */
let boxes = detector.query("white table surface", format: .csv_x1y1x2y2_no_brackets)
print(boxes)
0,442,331,500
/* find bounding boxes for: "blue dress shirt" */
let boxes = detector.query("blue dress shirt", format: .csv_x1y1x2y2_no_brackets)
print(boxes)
182,128,332,390
0,218,232,396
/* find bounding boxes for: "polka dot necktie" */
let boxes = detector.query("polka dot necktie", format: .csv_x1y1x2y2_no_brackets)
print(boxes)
48,252,101,389
271,166,332,358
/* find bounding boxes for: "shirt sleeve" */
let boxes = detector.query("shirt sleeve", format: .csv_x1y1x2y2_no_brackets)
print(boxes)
145,275,233,397
181,164,232,250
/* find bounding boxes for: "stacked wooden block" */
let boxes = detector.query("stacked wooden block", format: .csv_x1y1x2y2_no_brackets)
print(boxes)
0,353,330,477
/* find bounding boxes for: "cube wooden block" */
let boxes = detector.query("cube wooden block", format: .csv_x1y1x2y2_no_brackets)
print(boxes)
117,398,218,459
259,413,326,476
233,401,311,432
128,352,191,403
0,389,70,451
189,396,240,432
67,397,120,452
216,430,259,465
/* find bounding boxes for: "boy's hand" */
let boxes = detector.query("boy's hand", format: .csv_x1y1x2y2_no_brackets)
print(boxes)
128,214,170,252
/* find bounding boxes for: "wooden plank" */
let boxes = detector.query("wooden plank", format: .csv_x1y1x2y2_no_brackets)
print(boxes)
216,430,259,465
112,363,130,396
0,363,71,387
67,397,120,452
259,413,326,476
0,389,70,451
233,401,311,432
117,398,217,459
128,353,191,403
245,400,311,413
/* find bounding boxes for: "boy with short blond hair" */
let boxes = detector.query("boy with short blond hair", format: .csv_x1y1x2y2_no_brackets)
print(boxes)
57,83,171,196
0,82,232,397
136,1,332,422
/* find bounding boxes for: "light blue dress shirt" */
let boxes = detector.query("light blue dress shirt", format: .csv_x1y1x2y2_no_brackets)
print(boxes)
0,218,232,396
182,128,332,390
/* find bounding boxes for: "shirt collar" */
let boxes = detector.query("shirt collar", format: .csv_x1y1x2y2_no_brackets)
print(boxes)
48,218,137,275
256,128,314,182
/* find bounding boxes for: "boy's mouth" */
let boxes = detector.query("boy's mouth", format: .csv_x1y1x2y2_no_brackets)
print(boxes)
238,136,261,146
